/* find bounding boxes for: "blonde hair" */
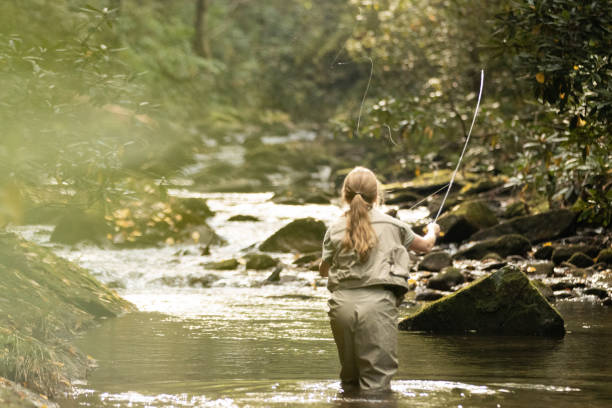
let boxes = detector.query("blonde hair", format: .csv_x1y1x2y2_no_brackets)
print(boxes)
341,167,380,262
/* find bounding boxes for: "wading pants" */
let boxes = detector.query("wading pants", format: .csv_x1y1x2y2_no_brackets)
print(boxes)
328,286,399,391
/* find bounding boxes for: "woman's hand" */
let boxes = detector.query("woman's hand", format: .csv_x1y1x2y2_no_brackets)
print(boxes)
409,222,440,253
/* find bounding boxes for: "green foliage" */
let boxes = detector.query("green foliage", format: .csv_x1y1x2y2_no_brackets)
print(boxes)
495,0,611,225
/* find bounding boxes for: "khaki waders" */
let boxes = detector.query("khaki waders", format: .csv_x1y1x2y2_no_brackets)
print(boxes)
328,286,399,391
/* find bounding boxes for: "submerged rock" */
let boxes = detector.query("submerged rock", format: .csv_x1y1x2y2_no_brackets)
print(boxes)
264,266,283,283
203,259,240,270
471,209,576,243
399,266,565,337
260,218,326,253
454,234,531,260
419,251,452,272
245,253,278,270
188,273,221,287
228,214,260,222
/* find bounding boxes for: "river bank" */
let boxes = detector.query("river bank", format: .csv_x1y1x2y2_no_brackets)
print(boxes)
0,232,135,407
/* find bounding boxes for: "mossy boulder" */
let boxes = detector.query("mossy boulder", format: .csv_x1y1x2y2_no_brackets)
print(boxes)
399,266,565,337
228,214,260,222
454,234,531,260
427,267,464,291
567,252,594,268
437,201,498,243
50,209,110,245
419,251,452,272
551,245,599,265
203,259,240,270
596,248,612,265
471,209,576,243
245,253,278,270
260,218,326,253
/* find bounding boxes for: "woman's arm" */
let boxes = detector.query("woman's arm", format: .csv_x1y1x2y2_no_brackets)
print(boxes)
319,260,330,277
409,223,440,253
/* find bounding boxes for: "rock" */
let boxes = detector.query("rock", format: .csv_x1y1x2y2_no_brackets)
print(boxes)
427,267,464,291
385,191,422,206
603,297,612,307
437,201,498,243
265,266,283,283
525,262,554,276
176,197,214,222
260,218,326,253
451,200,499,230
531,279,555,302
550,281,575,291
50,210,110,245
399,266,565,337
385,169,464,197
567,252,594,268
454,234,531,260
293,252,320,266
507,255,527,263
482,253,503,262
470,209,576,243
245,253,278,270
596,248,612,265
554,290,573,300
188,273,220,287
483,261,507,271
584,287,608,299
419,251,452,272
271,188,333,205
503,201,529,219
415,289,445,301
436,214,479,243
534,245,555,260
552,245,599,265
203,259,240,270
460,177,504,195
228,215,260,222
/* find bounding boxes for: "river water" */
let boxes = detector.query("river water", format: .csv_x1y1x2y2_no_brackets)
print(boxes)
13,192,612,407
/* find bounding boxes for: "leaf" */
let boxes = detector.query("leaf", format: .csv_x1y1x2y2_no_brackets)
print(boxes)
535,72,545,83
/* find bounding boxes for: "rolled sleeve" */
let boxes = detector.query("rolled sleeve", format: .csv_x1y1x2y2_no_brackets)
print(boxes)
321,228,335,263
401,224,416,248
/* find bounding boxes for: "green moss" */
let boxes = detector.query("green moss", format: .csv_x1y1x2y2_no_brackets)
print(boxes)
203,259,240,270
399,266,565,337
0,232,134,397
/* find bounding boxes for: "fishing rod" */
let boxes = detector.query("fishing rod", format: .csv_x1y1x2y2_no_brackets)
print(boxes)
433,69,485,224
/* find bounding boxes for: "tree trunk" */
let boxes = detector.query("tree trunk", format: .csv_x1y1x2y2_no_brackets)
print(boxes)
193,0,211,58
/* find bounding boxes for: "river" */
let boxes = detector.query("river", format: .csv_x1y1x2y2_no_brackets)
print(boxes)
12,192,612,407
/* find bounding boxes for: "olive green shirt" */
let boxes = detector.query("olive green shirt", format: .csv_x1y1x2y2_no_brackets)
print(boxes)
322,208,415,293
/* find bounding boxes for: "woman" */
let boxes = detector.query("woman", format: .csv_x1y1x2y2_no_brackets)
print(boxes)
319,166,440,392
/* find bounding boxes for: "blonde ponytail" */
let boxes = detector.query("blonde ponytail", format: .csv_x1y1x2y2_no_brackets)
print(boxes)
341,167,379,262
